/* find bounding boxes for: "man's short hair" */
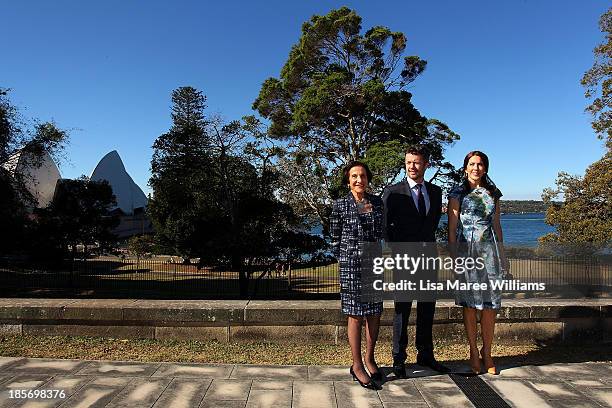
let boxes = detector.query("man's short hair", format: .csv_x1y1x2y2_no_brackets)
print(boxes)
405,146,430,163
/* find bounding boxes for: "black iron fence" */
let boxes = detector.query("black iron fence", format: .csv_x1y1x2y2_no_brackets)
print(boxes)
0,254,610,299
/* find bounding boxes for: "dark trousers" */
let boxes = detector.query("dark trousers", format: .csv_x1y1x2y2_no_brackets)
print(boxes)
392,301,436,364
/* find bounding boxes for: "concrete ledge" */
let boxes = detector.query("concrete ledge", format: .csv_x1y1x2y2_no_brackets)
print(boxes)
0,298,609,344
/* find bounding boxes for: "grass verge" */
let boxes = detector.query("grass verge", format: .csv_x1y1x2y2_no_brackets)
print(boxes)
1,335,610,366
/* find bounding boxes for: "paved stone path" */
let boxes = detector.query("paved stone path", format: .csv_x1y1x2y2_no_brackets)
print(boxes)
0,357,610,407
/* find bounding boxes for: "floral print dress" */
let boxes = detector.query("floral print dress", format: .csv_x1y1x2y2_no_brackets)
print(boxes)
448,184,503,309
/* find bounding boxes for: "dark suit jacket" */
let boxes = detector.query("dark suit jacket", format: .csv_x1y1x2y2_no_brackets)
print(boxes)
382,180,442,243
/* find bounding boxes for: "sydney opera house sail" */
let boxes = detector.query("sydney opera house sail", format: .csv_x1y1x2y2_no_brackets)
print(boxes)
90,150,147,215
2,149,61,208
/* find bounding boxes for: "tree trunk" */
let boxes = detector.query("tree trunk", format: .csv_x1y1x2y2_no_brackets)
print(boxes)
234,255,248,298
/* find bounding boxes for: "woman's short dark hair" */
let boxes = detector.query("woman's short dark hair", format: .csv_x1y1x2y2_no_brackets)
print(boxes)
342,161,373,184
405,146,430,163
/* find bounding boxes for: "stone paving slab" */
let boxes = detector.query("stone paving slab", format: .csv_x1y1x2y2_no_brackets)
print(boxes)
76,361,161,377
152,363,233,379
307,365,348,381
230,365,308,380
203,379,251,400
0,357,23,371
545,401,603,408
199,401,246,408
245,389,292,408
377,381,423,402
17,376,92,408
334,381,383,408
493,364,541,378
525,378,588,400
588,388,612,407
105,377,171,408
403,364,453,379
3,359,86,376
414,377,475,408
292,381,335,408
566,378,610,388
484,378,557,408
58,376,134,408
529,362,611,380
250,381,292,390
0,375,54,408
0,358,610,407
151,378,210,408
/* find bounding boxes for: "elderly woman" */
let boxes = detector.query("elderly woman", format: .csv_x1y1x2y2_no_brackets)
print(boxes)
330,161,384,390
447,151,508,375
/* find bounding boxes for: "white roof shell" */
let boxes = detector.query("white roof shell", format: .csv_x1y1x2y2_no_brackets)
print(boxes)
2,149,61,208
90,150,147,215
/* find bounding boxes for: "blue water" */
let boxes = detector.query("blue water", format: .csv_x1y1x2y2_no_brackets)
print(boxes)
313,213,556,247
440,213,556,247
499,213,556,246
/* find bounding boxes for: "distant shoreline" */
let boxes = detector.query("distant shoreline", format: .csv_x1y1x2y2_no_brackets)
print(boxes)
501,211,545,215
499,200,553,214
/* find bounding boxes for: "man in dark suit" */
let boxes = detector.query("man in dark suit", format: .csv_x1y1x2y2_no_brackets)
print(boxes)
382,147,450,378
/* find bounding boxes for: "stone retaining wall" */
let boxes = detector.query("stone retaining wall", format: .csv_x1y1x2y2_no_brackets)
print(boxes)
0,299,609,344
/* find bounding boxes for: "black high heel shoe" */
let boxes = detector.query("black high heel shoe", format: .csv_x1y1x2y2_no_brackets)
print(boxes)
370,371,383,382
350,366,380,390
366,363,383,382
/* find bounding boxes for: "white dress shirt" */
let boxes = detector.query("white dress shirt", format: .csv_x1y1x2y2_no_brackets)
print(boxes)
406,178,430,215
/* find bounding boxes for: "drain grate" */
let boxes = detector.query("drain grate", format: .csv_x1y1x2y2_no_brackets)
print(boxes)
450,373,511,408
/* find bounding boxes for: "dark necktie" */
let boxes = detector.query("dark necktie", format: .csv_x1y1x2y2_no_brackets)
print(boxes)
416,184,426,217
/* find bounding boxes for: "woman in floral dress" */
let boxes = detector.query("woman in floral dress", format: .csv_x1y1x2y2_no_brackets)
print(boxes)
447,151,508,375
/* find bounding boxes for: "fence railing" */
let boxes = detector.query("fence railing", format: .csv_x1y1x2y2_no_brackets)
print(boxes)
0,254,610,299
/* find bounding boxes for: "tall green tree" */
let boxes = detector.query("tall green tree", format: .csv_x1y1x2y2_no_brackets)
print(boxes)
541,152,612,246
253,7,459,229
0,88,70,255
1,88,68,175
128,234,154,270
32,177,119,260
148,86,212,256
29,176,119,262
581,8,612,149
149,87,324,296
541,8,612,248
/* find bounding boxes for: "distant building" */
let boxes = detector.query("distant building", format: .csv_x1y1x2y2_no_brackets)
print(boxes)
91,150,148,215
90,150,153,238
2,148,61,209
2,148,153,239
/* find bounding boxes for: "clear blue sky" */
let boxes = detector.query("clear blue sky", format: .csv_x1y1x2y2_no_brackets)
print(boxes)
1,0,609,200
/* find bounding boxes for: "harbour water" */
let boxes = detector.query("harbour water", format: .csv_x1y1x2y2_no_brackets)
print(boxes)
498,213,556,246
314,213,556,247
440,212,556,247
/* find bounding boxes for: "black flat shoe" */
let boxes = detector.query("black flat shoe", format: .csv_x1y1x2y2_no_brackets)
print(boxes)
350,366,380,390
416,355,451,373
392,363,408,379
